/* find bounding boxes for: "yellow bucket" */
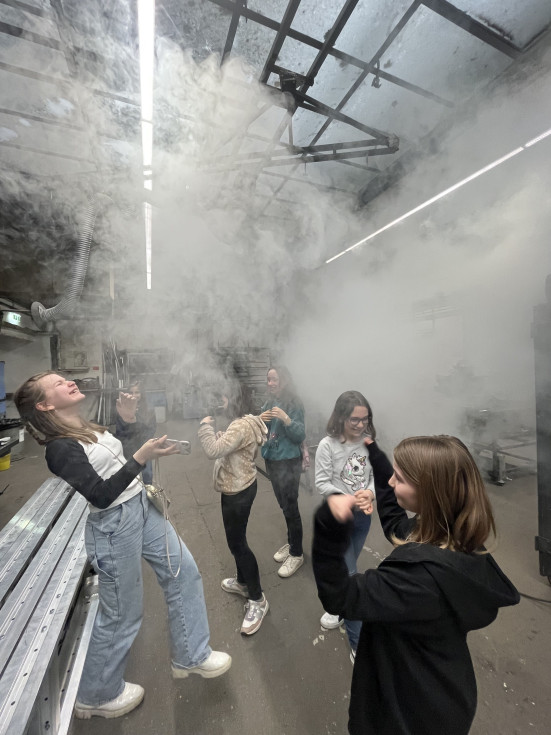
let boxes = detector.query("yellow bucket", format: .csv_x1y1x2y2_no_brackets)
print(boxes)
0,453,11,471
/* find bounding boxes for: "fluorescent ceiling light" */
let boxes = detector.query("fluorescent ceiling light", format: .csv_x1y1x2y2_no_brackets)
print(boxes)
138,0,155,124
144,202,152,290
325,126,551,266
141,120,153,168
138,0,155,288
524,127,551,147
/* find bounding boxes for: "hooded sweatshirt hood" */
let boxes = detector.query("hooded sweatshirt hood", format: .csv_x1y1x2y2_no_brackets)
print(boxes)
388,542,520,631
241,414,268,446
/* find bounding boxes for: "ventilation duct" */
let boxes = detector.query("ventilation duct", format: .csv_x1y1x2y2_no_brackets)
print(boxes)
31,193,122,328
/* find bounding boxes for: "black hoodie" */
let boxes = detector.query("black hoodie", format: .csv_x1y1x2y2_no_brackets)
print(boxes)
312,441,519,735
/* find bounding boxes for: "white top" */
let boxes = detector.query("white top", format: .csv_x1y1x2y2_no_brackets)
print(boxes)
80,431,142,512
315,435,375,497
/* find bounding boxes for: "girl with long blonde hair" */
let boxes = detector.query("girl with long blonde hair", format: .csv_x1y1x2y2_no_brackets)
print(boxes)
15,372,232,721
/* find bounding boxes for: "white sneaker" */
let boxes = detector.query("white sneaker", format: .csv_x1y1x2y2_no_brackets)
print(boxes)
278,554,304,578
221,577,249,598
172,650,232,679
273,543,290,563
74,682,144,719
241,594,269,635
320,612,343,630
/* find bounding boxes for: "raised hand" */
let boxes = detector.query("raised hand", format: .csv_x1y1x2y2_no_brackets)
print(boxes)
133,435,181,465
116,392,138,423
354,489,375,515
261,407,290,425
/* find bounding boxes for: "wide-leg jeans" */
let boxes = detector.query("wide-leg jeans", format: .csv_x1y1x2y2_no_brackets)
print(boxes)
77,490,212,706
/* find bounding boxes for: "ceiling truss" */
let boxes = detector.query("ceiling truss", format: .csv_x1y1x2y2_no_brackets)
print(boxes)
205,0,533,208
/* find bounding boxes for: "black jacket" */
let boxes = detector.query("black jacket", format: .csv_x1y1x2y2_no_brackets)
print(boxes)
115,405,156,459
312,441,520,735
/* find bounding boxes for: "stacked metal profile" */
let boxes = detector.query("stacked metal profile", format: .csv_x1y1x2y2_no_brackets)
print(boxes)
0,478,99,735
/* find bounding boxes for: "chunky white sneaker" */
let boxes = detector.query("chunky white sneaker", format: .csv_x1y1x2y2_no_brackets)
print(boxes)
278,554,304,578
74,682,144,720
241,594,269,635
273,543,290,563
320,612,343,630
221,577,249,598
172,650,232,679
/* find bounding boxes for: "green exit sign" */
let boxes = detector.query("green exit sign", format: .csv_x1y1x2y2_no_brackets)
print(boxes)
5,312,22,326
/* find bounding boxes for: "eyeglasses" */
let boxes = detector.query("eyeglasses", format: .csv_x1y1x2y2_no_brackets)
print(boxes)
347,416,371,426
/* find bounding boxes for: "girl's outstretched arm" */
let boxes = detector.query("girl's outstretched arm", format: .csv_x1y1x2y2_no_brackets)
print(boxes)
365,439,415,542
312,501,440,623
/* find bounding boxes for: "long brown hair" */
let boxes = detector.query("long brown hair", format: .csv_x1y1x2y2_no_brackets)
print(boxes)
14,371,106,445
267,365,303,412
326,390,376,441
393,435,496,553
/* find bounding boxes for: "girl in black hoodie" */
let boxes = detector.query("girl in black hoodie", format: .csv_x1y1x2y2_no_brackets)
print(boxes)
312,435,519,735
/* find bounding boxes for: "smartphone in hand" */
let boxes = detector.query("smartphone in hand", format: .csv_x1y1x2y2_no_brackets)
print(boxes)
164,439,191,454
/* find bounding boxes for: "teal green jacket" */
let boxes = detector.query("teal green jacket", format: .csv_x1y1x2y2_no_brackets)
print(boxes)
260,397,305,461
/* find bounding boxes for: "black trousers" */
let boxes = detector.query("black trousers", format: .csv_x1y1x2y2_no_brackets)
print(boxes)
221,480,262,601
264,457,303,557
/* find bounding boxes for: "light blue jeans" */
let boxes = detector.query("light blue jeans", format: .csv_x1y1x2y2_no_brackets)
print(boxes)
344,509,372,652
77,490,212,706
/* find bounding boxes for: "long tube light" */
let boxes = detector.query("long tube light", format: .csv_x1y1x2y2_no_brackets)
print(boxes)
138,0,155,289
325,126,551,265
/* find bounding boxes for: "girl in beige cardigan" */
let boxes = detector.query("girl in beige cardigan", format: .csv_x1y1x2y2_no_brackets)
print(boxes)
199,391,269,636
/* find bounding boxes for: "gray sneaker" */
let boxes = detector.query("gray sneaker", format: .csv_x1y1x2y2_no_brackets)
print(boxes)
221,578,249,598
241,595,269,635
278,554,304,578
273,543,290,562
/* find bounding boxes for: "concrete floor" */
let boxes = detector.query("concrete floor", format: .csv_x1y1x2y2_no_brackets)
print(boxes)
1,420,550,735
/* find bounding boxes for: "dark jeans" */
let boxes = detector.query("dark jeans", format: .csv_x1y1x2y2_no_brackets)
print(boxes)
221,481,262,601
142,460,153,485
265,457,303,557
344,509,372,651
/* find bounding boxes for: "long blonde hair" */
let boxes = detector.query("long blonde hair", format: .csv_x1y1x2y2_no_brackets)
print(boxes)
14,371,106,445
393,435,496,553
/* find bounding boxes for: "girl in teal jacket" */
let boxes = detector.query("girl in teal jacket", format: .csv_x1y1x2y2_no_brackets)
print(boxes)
260,366,306,578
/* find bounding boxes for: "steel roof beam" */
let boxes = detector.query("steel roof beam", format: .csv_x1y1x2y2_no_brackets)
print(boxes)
335,159,380,173
210,146,398,169
260,0,302,84
205,0,453,107
221,0,246,64
219,138,394,162
308,1,421,146
0,140,94,164
422,0,522,58
264,81,395,143
299,0,360,91
259,169,353,194
294,90,395,144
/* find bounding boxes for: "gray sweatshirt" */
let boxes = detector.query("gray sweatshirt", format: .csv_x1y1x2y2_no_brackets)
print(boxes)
315,435,375,498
